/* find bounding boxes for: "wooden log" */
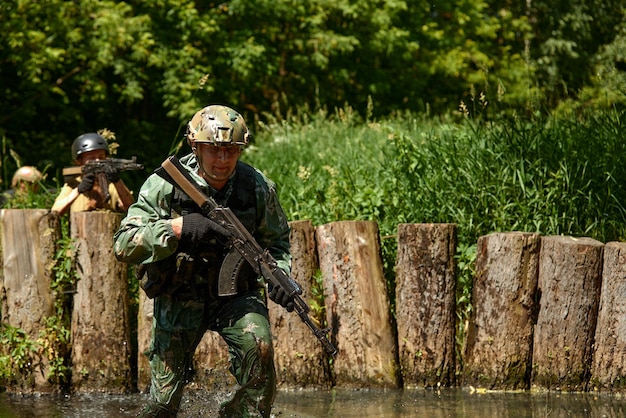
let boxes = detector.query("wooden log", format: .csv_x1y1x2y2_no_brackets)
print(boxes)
0,209,61,393
464,232,540,390
532,236,603,391
395,223,457,388
190,332,235,389
137,289,152,393
70,212,132,393
316,220,399,388
591,241,626,391
270,220,331,388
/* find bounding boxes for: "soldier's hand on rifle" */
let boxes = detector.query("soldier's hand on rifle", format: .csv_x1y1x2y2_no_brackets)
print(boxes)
180,213,230,248
77,172,95,193
104,165,120,183
268,282,301,312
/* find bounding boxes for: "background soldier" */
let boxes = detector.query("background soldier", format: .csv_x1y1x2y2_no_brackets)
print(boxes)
113,105,296,417
51,132,135,214
0,166,44,207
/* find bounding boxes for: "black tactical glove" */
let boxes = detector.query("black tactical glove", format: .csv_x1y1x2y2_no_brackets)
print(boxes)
104,165,120,183
180,213,229,248
268,282,301,312
77,172,95,193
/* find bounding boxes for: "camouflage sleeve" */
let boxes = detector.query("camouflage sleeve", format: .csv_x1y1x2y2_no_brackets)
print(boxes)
253,170,292,276
113,173,179,264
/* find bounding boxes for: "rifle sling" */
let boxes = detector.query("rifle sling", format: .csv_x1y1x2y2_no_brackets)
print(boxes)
161,157,212,211
161,156,245,297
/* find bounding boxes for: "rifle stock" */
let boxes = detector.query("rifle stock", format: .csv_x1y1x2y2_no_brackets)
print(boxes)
158,155,338,357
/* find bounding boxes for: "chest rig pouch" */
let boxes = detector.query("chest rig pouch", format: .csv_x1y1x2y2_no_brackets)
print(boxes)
138,162,259,299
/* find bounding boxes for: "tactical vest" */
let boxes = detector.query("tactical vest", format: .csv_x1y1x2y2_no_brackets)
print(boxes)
139,161,259,299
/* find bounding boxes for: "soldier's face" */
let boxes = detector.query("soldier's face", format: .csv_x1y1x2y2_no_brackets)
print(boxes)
195,143,241,188
78,149,107,165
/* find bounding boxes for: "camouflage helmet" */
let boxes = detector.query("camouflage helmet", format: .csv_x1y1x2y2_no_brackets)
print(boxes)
11,166,43,188
186,105,250,147
71,132,109,161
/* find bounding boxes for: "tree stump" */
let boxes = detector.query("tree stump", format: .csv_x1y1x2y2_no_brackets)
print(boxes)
137,282,234,391
137,290,153,392
316,220,399,388
0,209,61,393
532,236,603,391
395,223,457,388
191,332,235,389
70,212,132,393
591,241,626,391
270,220,331,388
464,232,540,390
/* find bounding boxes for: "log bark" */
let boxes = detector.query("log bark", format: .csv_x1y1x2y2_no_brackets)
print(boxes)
395,223,457,388
137,289,152,392
532,236,603,391
137,282,234,391
0,209,61,393
270,220,331,388
70,212,132,393
591,241,626,391
464,232,540,390
191,332,235,389
316,220,399,388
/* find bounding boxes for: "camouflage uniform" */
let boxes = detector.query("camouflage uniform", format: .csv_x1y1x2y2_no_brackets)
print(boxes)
113,153,291,417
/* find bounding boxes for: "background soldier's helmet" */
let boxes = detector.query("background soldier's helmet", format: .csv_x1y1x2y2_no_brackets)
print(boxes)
186,105,250,147
11,166,43,188
71,133,109,161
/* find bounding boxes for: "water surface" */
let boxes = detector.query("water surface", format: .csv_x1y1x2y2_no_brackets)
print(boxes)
1,388,625,417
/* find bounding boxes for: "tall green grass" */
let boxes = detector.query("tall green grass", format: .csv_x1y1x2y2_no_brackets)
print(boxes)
244,106,626,343
247,106,626,250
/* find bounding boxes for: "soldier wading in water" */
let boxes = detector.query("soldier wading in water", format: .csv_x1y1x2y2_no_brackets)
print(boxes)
114,105,298,417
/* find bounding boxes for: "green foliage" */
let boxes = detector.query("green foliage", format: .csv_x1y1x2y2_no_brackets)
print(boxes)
455,242,477,368
528,0,625,107
307,270,328,321
43,216,77,389
0,324,38,388
1,185,57,209
38,316,71,387
1,0,624,189
245,105,626,359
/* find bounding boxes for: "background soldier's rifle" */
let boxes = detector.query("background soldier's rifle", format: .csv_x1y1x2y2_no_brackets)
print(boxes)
63,157,144,202
156,155,338,357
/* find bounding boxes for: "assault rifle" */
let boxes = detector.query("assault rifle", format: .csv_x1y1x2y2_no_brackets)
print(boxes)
156,155,338,357
63,157,144,202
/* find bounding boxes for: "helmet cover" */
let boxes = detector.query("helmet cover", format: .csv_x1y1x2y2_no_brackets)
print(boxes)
11,166,43,188
187,105,250,147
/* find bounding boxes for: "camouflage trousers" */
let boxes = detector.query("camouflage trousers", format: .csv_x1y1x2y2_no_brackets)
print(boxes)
141,287,276,418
